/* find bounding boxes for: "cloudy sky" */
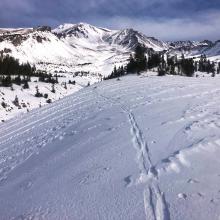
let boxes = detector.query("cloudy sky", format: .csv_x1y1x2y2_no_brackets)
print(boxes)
0,0,219,41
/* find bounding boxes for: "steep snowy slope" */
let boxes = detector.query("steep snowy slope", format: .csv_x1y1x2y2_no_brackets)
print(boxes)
0,28,78,71
105,28,168,51
53,23,130,76
1,75,220,219
53,23,114,43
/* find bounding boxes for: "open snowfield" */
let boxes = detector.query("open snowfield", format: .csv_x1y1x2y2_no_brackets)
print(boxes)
0,74,220,219
0,75,97,122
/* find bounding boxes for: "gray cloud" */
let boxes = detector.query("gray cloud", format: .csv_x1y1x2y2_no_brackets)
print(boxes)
95,10,220,41
0,0,219,41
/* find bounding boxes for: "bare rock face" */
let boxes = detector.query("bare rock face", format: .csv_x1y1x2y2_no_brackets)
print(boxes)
3,48,12,53
0,34,28,46
11,35,27,46
34,35,49,43
33,26,52,32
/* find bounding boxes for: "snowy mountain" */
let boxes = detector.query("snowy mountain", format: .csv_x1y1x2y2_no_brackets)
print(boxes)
53,23,168,51
1,23,220,123
103,28,168,51
0,23,169,77
0,23,219,77
168,40,213,50
1,22,220,219
202,40,220,61
168,40,208,57
1,74,220,219
168,40,220,60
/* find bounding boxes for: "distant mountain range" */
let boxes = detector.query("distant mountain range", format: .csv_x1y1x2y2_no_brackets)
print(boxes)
0,23,219,76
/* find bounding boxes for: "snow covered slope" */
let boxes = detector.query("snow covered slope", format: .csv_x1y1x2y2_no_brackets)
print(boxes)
0,23,168,76
103,28,168,51
0,23,219,77
168,40,220,60
202,40,220,61
0,75,95,122
1,74,220,219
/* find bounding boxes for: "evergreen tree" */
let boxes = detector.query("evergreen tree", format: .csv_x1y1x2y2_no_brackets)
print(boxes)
1,75,12,87
64,82,67,89
23,80,29,89
180,58,195,77
13,95,19,107
14,75,22,85
217,63,220,74
51,83,55,93
35,85,43,97
127,54,136,73
127,44,147,74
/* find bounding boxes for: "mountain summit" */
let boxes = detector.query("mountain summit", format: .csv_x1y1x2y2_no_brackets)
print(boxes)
0,23,219,76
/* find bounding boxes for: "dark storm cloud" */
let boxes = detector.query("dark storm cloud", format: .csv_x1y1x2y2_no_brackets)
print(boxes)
0,0,219,40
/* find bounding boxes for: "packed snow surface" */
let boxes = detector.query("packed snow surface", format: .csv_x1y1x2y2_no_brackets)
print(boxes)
1,75,220,219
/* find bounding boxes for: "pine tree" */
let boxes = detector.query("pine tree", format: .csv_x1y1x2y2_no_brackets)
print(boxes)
23,80,29,89
180,58,195,77
35,85,43,97
1,75,12,87
13,95,19,107
127,54,136,73
217,63,220,74
64,82,67,89
126,44,147,74
14,75,22,85
51,83,55,93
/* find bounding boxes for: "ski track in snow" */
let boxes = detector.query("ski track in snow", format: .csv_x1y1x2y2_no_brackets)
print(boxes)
93,87,171,220
93,76,220,220
1,75,220,219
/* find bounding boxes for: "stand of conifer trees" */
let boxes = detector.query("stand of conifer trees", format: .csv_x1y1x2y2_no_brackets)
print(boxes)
0,55,59,87
105,44,219,80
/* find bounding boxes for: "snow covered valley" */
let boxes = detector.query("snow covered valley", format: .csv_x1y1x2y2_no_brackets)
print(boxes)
0,74,220,219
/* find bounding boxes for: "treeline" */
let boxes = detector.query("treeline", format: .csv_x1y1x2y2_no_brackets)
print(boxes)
0,55,35,76
0,55,58,87
105,44,220,80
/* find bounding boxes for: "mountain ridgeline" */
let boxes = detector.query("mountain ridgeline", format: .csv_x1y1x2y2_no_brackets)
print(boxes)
0,23,219,79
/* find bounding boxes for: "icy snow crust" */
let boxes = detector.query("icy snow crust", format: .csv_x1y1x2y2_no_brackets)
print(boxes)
1,75,220,219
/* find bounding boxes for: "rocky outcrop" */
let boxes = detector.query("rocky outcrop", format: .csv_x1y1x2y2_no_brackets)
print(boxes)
33,26,52,32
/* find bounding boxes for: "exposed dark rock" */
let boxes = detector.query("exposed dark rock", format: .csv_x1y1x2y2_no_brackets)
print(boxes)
33,26,52,32
3,48,12,53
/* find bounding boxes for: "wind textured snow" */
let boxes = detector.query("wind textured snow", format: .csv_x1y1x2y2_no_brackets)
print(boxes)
0,75,220,219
